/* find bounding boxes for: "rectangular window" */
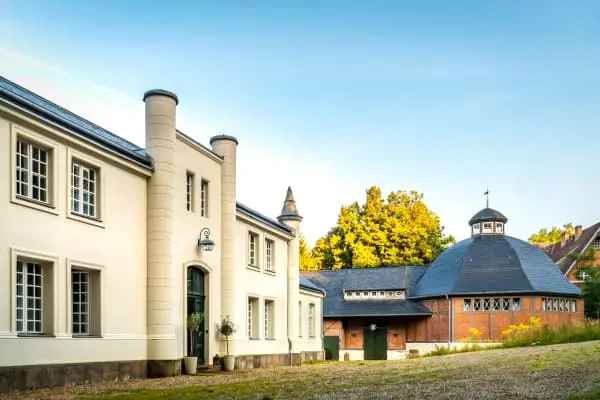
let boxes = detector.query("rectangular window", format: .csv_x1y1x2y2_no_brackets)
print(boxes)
248,232,259,267
298,301,302,337
463,299,472,312
483,298,491,311
473,223,481,234
571,299,577,313
186,172,194,211
200,179,208,217
473,298,482,311
72,270,89,335
308,303,316,337
264,299,275,339
16,261,43,334
483,223,493,233
71,161,98,218
16,139,49,204
593,237,600,250
495,223,504,233
511,298,521,312
248,297,259,339
265,239,275,272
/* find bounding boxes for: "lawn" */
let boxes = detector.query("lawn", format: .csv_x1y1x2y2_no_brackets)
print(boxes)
5,340,600,400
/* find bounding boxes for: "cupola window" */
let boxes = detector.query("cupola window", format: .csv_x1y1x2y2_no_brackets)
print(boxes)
482,223,493,234
495,223,504,233
473,223,481,235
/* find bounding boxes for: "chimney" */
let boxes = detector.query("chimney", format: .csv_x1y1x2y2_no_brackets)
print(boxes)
560,231,569,247
575,225,583,241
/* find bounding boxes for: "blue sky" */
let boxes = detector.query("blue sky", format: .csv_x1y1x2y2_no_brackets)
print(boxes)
2,1,599,243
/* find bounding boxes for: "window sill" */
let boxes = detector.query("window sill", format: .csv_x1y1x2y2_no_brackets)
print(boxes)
17,333,55,338
265,338,276,341
72,335,103,338
247,266,261,272
67,212,105,228
11,196,59,216
263,270,276,276
249,337,260,341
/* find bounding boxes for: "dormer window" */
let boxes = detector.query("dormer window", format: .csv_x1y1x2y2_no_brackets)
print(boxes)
592,236,600,250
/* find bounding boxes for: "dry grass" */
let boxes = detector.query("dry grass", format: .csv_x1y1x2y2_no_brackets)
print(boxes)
4,340,600,400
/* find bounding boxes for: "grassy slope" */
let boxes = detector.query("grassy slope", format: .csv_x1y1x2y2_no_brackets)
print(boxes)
7,340,600,400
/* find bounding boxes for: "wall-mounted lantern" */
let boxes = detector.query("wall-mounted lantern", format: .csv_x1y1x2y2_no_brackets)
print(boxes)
198,227,215,252
369,323,377,332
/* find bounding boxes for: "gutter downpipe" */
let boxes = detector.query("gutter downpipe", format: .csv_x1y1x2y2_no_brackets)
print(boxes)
446,294,452,348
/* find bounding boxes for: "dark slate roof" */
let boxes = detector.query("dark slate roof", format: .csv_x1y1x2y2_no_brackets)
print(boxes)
236,202,293,235
544,223,600,273
0,75,153,169
278,186,302,222
412,235,581,298
302,267,432,318
469,208,508,225
299,276,326,295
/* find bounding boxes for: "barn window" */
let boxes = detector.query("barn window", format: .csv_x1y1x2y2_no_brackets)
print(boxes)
483,298,491,311
502,298,511,311
493,298,501,311
474,298,482,311
463,299,472,312
511,298,521,311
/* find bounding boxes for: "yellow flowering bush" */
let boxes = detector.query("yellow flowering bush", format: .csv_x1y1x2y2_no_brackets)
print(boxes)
501,316,542,339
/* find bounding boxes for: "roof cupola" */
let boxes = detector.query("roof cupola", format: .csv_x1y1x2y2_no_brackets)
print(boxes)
469,207,508,236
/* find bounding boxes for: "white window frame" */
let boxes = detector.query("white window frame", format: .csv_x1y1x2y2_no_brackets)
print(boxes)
10,125,59,215
10,248,58,336
308,303,316,338
66,149,105,227
298,301,303,338
186,172,194,212
265,238,275,273
482,223,493,234
71,270,89,335
16,261,43,334
248,232,259,268
200,179,209,217
248,296,259,339
264,299,275,339
473,223,481,235
495,223,504,233
71,160,99,219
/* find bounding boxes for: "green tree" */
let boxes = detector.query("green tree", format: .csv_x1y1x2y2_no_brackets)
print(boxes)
311,186,454,270
573,248,600,319
528,223,574,246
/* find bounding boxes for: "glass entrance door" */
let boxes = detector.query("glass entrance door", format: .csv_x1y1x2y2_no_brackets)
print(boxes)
187,268,205,364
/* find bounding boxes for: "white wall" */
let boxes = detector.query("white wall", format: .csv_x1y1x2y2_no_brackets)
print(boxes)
173,135,223,364
297,290,324,353
0,110,149,366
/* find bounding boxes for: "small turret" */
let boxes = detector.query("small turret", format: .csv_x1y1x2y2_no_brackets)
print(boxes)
469,208,507,236
278,187,302,223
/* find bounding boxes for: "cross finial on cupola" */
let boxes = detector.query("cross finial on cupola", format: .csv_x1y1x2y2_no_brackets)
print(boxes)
278,186,303,223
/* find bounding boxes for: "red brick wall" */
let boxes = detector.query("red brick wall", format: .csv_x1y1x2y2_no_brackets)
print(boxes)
452,296,584,342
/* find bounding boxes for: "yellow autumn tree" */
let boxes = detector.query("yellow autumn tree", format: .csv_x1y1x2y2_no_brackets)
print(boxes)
299,235,319,272
311,186,454,270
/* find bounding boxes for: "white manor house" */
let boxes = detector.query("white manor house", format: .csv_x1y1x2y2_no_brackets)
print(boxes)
0,76,324,391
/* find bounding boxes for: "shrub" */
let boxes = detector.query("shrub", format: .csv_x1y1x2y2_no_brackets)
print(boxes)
502,320,600,348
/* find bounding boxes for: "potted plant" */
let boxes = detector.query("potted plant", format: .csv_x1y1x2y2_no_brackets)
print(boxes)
184,312,204,375
217,316,236,371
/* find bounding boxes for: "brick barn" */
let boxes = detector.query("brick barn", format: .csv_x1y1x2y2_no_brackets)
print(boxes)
303,207,584,360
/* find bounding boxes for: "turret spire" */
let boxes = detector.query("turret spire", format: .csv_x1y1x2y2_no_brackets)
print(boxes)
278,186,302,222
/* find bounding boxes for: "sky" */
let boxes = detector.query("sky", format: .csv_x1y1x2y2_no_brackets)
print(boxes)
1,1,599,244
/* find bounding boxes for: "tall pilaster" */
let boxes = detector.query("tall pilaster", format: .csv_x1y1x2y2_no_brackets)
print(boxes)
278,187,302,352
143,89,180,376
210,134,239,354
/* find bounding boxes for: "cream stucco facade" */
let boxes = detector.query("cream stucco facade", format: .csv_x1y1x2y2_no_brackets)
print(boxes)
0,77,323,387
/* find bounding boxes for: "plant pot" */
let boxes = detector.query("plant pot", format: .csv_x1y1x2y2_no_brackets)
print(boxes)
184,356,198,375
223,355,235,371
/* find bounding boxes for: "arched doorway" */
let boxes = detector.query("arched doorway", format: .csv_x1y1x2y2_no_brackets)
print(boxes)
187,267,206,364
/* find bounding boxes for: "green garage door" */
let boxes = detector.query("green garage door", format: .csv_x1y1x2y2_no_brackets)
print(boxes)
324,336,340,360
363,327,387,360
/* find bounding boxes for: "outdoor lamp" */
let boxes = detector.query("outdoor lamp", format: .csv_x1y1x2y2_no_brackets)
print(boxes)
370,323,377,331
198,227,215,252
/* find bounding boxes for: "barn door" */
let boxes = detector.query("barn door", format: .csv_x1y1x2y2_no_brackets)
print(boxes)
324,336,340,360
364,327,387,360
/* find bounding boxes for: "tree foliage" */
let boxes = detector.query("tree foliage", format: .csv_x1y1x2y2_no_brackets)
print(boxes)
576,248,600,319
299,235,319,272
309,186,454,270
528,223,574,246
